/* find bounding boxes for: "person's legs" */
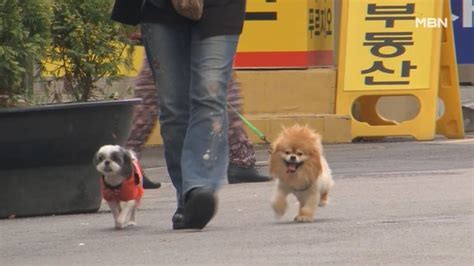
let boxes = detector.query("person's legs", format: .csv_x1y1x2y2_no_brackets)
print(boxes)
125,55,160,156
143,21,239,229
125,54,162,189
177,32,239,229
141,22,191,209
180,33,239,194
226,74,271,184
227,74,257,168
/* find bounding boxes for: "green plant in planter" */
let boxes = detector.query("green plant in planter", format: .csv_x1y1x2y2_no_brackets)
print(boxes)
0,0,52,107
0,0,140,219
47,0,135,102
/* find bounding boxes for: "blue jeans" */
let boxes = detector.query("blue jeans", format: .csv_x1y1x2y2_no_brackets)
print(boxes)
141,22,239,208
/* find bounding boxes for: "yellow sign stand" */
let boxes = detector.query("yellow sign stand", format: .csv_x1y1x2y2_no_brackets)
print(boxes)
336,0,464,140
436,0,465,138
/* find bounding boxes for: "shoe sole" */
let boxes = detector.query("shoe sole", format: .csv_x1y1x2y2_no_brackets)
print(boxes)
184,189,216,230
173,221,187,230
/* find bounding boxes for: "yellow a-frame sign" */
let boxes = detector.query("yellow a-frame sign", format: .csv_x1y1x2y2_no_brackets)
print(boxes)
336,0,464,140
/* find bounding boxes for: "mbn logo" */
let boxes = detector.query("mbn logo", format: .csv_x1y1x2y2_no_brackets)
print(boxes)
415,17,448,28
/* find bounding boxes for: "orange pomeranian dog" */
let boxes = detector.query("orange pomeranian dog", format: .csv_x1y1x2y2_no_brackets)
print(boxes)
269,124,334,222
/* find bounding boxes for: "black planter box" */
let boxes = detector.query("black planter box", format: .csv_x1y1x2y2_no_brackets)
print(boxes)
0,99,141,218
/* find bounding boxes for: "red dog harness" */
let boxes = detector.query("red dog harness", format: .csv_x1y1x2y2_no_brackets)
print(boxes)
101,160,144,203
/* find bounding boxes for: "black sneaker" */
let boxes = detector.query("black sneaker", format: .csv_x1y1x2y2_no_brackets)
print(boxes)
143,174,161,189
172,207,186,230
183,187,217,230
227,163,272,184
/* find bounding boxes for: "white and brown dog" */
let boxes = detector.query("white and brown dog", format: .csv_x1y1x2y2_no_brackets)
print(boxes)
269,125,334,222
94,145,144,229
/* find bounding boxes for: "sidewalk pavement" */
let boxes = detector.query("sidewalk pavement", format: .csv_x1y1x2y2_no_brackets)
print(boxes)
1,136,473,265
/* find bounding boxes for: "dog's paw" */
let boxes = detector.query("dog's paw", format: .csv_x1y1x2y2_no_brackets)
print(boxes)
293,215,315,223
274,212,284,219
271,201,286,218
319,199,328,207
319,193,329,207
127,221,137,227
272,197,287,218
272,207,285,218
115,222,126,229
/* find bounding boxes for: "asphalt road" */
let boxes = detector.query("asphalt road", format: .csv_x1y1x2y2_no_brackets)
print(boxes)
1,137,473,265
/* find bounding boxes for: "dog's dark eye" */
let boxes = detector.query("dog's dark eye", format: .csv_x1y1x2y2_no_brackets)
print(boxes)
111,152,121,163
110,152,123,164
285,151,291,155
98,155,104,162
296,152,303,156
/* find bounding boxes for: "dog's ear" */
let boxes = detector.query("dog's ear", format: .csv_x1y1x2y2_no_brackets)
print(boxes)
122,149,142,185
271,142,279,153
92,150,99,166
279,125,289,136
121,148,133,165
119,148,134,178
310,148,323,181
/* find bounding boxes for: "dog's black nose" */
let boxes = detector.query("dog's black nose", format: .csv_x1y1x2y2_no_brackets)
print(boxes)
104,160,110,166
290,155,296,161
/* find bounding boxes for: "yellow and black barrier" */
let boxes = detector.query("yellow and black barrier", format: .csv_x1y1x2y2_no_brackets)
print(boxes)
112,0,335,76
235,0,334,68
